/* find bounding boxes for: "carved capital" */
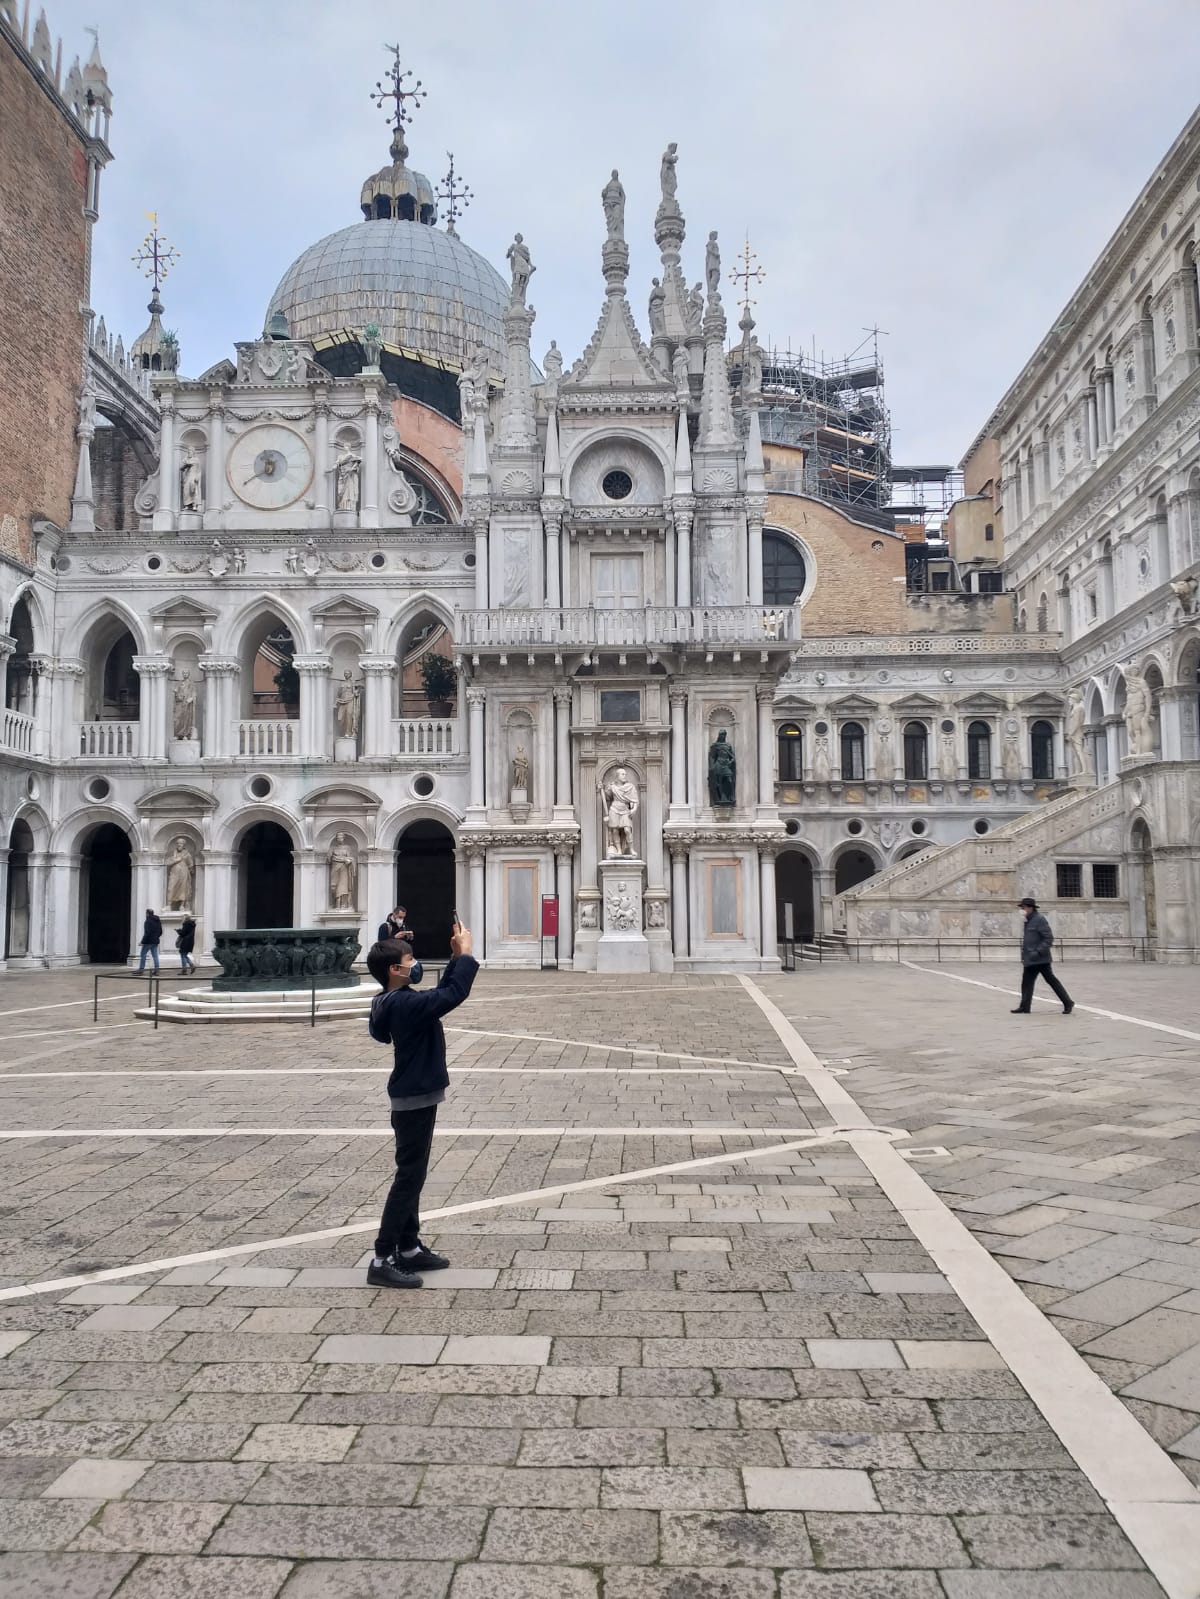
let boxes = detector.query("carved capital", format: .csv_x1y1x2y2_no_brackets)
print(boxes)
465,686,487,708
293,655,333,676
132,656,173,677
553,685,573,708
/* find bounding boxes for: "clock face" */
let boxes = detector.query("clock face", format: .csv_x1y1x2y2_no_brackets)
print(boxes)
226,424,313,510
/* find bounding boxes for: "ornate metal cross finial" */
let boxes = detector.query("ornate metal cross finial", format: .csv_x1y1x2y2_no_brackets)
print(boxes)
436,152,473,236
729,235,766,314
131,212,179,293
371,44,425,157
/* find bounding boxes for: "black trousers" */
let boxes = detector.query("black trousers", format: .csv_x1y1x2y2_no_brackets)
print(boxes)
1018,961,1072,1011
374,1103,438,1258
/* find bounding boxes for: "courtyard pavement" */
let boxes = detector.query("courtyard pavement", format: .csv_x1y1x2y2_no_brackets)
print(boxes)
0,959,1196,1596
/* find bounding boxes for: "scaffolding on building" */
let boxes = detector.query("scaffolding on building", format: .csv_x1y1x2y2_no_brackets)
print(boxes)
732,333,893,529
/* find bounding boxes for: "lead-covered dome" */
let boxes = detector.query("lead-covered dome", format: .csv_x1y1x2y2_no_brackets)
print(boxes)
265,219,511,372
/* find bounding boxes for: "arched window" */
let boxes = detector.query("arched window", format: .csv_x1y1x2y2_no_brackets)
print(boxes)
762,532,807,607
1023,446,1035,514
967,721,992,780
1030,719,1055,779
903,721,928,780
1036,591,1049,634
839,721,865,781
777,722,804,781
4,596,34,713
1152,493,1171,583
1142,294,1157,382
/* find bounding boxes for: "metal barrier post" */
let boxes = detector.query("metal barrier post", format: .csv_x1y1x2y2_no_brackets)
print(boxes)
311,979,316,1028
93,974,100,1023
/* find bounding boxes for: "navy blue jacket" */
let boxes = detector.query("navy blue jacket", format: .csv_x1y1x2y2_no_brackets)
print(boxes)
1021,911,1054,966
368,955,479,1101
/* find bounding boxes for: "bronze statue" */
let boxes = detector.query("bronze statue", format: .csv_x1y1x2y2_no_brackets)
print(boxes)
708,729,736,806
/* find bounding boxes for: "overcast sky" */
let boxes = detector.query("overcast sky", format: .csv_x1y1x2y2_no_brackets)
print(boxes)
45,0,1200,466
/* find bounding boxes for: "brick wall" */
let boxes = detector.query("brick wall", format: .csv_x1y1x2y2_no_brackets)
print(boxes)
0,35,88,565
91,426,141,532
766,492,910,635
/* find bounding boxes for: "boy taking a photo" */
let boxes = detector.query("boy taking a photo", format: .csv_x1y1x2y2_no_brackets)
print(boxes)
365,920,478,1288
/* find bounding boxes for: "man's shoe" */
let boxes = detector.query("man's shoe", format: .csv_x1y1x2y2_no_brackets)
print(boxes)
1063,1003,1074,1014
1010,1007,1030,1014
397,1243,450,1272
366,1258,422,1289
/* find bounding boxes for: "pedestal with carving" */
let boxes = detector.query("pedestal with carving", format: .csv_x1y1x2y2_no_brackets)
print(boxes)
596,859,650,973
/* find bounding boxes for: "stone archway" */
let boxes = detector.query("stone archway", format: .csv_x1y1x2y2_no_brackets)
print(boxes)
5,819,34,959
80,823,132,963
775,850,815,943
396,819,456,958
834,848,878,895
238,821,295,929
1130,818,1156,952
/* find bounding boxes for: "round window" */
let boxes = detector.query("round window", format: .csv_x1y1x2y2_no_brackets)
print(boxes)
602,469,633,501
147,555,162,572
784,818,801,837
369,552,386,570
249,775,273,800
412,773,435,799
814,720,829,736
974,819,990,836
940,718,955,734
25,774,39,800
56,555,70,573
464,552,476,568
85,777,111,802
847,818,864,836
911,818,927,836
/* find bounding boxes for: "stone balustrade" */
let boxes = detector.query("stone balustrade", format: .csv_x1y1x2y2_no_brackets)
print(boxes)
455,604,800,652
395,717,457,756
1,708,34,754
79,720,138,758
237,719,297,757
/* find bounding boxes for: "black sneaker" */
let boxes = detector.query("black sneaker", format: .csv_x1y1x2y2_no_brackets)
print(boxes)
1010,1007,1030,1014
366,1258,422,1289
397,1243,450,1272
1063,1003,1074,1014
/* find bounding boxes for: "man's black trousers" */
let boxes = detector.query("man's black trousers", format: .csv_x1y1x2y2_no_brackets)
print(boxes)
374,1103,438,1258
1017,961,1072,1012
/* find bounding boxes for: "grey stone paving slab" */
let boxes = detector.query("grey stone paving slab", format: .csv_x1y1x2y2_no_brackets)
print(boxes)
110,1555,293,1599
244,1463,421,1504
236,1423,357,1462
954,1512,1146,1568
804,1510,969,1568
744,1465,879,1510
779,1578,945,1598
277,1560,452,1598
129,1462,265,1502
209,1505,487,1560
41,1457,150,1498
939,1578,1168,1599
0,1552,137,1599
480,1507,657,1563
312,1335,445,1364
449,1566,598,1599
604,1571,774,1599
659,1508,814,1566
349,1424,521,1464
70,1500,230,1554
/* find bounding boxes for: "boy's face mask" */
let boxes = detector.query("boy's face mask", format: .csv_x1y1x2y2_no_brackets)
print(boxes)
406,959,424,986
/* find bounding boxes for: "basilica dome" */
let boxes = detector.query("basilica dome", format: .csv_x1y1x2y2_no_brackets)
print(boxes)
265,217,512,374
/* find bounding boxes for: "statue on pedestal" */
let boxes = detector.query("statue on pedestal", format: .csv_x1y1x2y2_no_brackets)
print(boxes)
601,169,625,243
172,670,197,740
1124,672,1154,756
648,278,666,337
600,767,639,858
707,729,736,805
335,445,361,512
511,745,530,793
180,449,202,512
506,233,534,306
1066,688,1090,775
705,232,721,300
165,836,195,912
659,142,679,205
327,832,357,911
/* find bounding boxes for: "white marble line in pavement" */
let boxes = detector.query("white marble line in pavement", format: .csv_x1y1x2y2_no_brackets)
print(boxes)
466,984,723,1003
3,1022,149,1043
901,961,1200,1044
448,1026,789,1071
0,1065,782,1081
0,991,145,1019
0,1125,820,1140
0,1132,827,1304
739,972,1200,1599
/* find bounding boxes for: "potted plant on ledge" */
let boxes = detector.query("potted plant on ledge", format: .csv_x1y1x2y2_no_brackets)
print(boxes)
420,652,457,718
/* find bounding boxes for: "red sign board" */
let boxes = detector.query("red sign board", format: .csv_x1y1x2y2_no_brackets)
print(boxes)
540,896,559,937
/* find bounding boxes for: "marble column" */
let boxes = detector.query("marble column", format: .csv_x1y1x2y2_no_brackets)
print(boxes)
24,851,49,963
756,685,774,811
361,389,380,529
1085,388,1099,458
313,393,331,525
578,752,599,890
474,524,489,608
133,657,171,762
747,518,764,606
467,688,486,813
294,656,333,760
1103,371,1117,441
553,685,572,817
359,656,397,760
545,516,562,606
675,510,692,607
669,686,688,813
644,752,665,893
204,398,225,530
669,844,689,960
199,659,238,758
760,849,778,963
555,844,574,965
156,393,177,526
467,848,486,960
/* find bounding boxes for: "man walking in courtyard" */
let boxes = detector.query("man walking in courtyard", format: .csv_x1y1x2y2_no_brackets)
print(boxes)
1012,896,1073,1015
365,919,478,1288
137,909,162,974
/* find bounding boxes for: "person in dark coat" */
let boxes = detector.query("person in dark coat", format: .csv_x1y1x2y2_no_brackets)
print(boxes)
1012,897,1073,1014
176,916,197,974
364,921,478,1289
137,910,163,974
377,905,411,943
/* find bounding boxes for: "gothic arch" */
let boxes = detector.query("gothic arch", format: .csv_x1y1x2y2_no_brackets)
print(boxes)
561,427,671,504
70,599,147,660
383,592,455,658
218,595,309,658
9,802,50,851
6,583,46,645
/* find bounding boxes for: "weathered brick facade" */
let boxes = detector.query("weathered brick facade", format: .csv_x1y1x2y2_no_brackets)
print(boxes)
0,31,89,565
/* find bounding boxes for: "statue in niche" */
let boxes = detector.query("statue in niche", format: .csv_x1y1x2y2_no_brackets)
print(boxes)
335,444,361,512
672,345,690,396
707,728,736,806
506,232,535,306
165,836,196,911
601,169,625,243
1124,672,1154,756
705,232,721,300
327,832,358,911
659,141,678,204
172,669,197,740
180,448,202,512
511,744,530,793
813,731,831,782
600,766,639,858
648,278,666,337
542,340,563,401
1066,689,1090,775
688,282,704,326
333,670,362,740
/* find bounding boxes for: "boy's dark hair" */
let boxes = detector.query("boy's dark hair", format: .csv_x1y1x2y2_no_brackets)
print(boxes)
367,937,412,988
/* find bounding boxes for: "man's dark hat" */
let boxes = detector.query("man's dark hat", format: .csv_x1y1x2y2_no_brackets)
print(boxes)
1018,897,1037,908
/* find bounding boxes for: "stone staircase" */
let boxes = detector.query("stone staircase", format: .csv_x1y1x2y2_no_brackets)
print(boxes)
136,981,378,1025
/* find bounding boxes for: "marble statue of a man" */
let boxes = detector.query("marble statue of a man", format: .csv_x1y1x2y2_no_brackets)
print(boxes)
172,670,197,741
511,745,530,793
334,671,361,740
506,233,535,305
327,832,357,911
1124,673,1154,756
180,449,202,512
1066,689,1090,775
601,767,639,858
601,170,625,242
335,446,361,512
165,836,195,912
